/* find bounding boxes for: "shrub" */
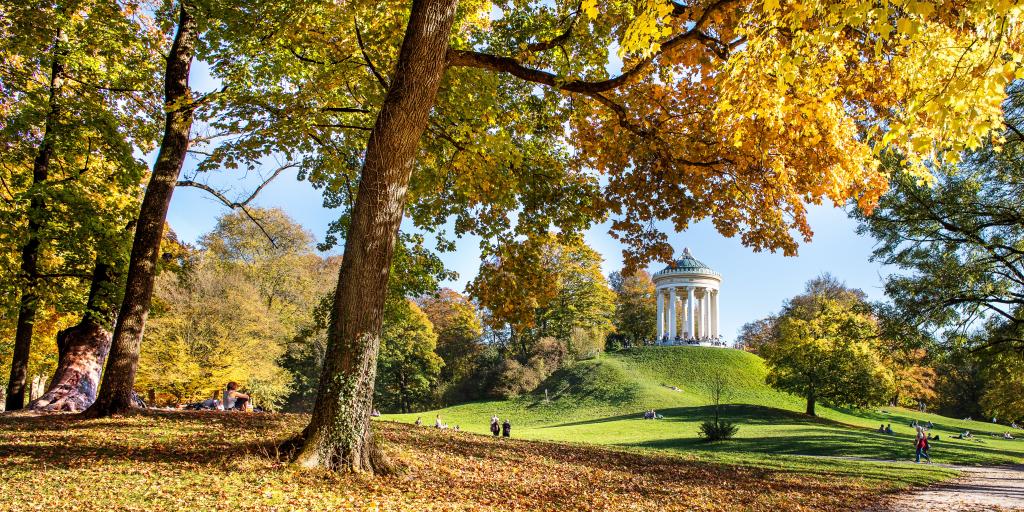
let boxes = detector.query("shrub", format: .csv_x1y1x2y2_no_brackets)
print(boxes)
489,359,543,399
698,419,739,442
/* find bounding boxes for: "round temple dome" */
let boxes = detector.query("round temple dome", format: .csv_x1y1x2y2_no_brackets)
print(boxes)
653,247,720,279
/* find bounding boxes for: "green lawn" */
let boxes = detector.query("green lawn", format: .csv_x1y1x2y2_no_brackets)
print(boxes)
385,346,1023,483
0,412,921,511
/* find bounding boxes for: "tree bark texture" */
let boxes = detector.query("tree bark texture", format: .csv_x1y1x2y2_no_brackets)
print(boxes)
85,3,197,417
293,0,458,472
806,395,816,416
29,263,117,412
5,30,65,411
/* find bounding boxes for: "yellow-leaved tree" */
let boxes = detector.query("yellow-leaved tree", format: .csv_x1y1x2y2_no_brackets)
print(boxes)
89,0,1021,471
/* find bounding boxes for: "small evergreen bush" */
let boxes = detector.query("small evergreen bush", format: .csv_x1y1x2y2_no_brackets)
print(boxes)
698,419,739,441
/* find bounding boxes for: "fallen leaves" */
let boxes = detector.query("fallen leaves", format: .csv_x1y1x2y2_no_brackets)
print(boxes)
0,411,889,511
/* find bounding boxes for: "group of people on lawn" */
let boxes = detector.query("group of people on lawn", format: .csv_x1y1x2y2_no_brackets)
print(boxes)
412,414,513,438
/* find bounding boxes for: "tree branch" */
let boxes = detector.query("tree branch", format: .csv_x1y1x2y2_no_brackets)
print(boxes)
176,162,297,246
355,19,390,91
447,0,740,94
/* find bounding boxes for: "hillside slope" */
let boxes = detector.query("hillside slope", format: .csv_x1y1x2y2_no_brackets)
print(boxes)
387,346,1024,467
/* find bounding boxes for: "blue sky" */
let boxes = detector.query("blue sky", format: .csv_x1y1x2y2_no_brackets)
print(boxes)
168,161,891,342
168,62,893,342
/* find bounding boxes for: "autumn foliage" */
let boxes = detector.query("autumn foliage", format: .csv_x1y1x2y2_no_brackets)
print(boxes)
0,412,901,511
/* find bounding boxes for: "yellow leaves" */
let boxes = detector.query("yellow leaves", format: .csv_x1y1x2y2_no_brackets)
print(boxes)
581,0,599,19
763,0,781,13
619,0,676,58
906,1,934,17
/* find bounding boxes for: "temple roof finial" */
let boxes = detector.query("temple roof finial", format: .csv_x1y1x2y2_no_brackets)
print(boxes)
682,247,692,258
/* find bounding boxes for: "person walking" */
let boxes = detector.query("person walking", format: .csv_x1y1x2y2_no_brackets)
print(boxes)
490,415,500,437
502,419,511,438
915,427,931,463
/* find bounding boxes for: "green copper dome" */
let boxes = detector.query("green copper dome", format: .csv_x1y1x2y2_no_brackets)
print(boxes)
653,248,720,278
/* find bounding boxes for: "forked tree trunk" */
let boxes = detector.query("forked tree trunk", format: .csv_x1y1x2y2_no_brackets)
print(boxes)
29,263,117,412
292,0,458,472
84,2,197,418
5,29,65,411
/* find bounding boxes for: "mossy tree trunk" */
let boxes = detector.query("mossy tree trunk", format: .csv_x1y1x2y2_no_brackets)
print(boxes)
85,2,197,418
29,263,117,412
292,0,458,472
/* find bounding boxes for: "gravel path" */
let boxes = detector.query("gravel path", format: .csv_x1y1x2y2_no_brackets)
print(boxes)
891,465,1024,511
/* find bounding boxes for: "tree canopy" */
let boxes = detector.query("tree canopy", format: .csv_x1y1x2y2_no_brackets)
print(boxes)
762,279,894,416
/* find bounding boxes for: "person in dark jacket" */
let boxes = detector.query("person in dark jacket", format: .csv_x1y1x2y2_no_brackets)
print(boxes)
502,419,511,438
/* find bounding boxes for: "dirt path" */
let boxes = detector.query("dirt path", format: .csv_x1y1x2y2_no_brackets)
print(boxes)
890,465,1024,511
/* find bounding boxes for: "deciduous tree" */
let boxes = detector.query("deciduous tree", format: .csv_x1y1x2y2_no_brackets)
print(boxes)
376,299,443,413
210,0,1022,471
418,288,484,404
764,297,893,416
608,270,656,348
0,0,163,409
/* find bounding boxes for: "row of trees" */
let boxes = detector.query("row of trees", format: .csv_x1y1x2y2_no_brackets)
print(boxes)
2,0,1019,472
852,83,1024,423
740,85,1024,422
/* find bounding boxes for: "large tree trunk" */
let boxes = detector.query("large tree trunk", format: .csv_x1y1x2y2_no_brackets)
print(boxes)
292,0,458,472
84,3,197,418
806,395,816,416
29,263,117,412
5,30,65,411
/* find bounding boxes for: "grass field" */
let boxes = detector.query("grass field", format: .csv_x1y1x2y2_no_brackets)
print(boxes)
2,346,1018,510
0,411,926,511
386,346,1024,477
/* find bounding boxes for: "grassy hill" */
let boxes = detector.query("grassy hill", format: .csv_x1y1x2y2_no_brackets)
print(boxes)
386,346,1024,477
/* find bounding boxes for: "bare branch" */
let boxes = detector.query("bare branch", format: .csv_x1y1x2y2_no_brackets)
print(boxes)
176,162,298,246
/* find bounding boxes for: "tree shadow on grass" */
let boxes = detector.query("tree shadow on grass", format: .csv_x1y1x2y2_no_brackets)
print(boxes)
541,404,831,429
0,410,301,470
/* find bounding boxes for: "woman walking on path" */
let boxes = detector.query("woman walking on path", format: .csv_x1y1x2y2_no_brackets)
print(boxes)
916,426,931,463
490,415,500,437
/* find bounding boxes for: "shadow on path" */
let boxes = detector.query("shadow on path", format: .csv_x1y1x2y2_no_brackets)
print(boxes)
888,464,1024,511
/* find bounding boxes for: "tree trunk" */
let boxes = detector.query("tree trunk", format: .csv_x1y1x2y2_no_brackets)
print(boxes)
84,2,197,418
5,29,65,411
806,395,816,416
29,263,117,412
292,0,458,473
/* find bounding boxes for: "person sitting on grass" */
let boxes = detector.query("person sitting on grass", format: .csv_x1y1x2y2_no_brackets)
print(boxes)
414,416,422,426
435,415,447,429
223,382,249,411
878,424,885,433
1004,432,1015,440
885,424,894,435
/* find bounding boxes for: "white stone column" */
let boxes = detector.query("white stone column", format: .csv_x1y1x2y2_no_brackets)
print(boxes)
712,289,719,338
656,289,664,341
703,289,711,339
685,286,694,338
668,287,677,341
